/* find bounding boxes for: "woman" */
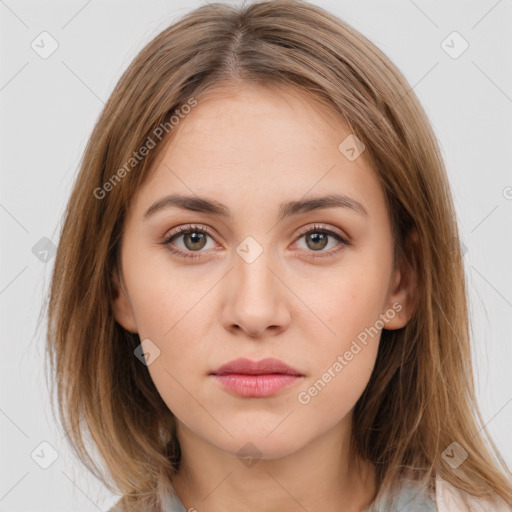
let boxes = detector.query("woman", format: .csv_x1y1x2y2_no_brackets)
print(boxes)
45,1,512,511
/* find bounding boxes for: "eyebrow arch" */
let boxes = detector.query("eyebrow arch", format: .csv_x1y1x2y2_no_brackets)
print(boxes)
143,192,368,221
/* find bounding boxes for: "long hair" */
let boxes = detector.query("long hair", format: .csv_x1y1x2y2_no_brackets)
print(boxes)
44,1,512,510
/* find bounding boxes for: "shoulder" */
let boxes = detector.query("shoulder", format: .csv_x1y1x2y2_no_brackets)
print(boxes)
435,473,511,512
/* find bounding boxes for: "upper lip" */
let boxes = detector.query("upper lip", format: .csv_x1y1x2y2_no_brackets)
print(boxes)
210,357,303,376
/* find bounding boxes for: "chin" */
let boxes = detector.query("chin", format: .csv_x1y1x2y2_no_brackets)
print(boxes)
208,429,307,462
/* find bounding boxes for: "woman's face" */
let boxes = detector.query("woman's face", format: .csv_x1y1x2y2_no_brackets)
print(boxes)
113,83,414,460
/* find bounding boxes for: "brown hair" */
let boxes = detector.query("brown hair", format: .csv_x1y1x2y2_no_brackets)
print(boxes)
44,0,512,510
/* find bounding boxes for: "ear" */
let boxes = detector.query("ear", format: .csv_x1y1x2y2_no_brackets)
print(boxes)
111,267,139,333
383,227,420,330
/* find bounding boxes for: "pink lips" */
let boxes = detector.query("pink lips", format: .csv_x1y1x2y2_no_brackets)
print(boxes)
210,357,304,398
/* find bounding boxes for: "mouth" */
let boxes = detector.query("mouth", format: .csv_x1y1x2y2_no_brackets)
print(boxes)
210,357,304,398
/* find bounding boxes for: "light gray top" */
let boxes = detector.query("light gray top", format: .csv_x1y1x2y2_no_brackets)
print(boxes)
363,478,437,512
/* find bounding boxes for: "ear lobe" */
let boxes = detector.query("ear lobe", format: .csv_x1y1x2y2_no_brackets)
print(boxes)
383,228,420,330
111,268,138,333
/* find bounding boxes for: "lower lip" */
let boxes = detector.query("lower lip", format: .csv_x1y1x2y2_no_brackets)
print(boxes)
211,373,302,397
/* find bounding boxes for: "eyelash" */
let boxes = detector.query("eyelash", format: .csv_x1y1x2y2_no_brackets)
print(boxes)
160,223,350,260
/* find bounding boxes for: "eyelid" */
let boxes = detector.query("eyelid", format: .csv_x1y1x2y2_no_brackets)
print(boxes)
294,222,349,241
163,223,215,240
162,223,220,249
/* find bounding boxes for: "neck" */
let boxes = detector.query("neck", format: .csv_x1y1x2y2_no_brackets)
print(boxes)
170,419,377,512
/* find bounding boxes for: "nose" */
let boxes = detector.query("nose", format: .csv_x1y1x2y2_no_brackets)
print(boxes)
220,248,291,338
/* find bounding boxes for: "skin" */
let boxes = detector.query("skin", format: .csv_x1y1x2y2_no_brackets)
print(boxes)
112,82,418,512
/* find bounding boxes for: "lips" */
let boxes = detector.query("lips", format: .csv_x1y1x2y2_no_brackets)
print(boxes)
210,357,304,398
210,358,304,398
210,357,303,376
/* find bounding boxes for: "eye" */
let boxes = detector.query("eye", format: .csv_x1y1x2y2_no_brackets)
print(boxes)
161,224,218,259
292,223,350,258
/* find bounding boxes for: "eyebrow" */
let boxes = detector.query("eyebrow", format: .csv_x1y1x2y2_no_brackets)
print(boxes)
143,192,368,221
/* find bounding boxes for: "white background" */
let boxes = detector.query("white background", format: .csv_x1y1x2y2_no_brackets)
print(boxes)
1,0,511,510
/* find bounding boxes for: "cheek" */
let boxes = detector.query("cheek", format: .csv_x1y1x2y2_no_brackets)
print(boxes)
298,260,388,393
146,359,212,440
126,257,206,341
311,266,389,346
295,320,381,420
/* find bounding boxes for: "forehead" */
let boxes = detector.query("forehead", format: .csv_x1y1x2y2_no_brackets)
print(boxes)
131,83,386,223
171,83,348,160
